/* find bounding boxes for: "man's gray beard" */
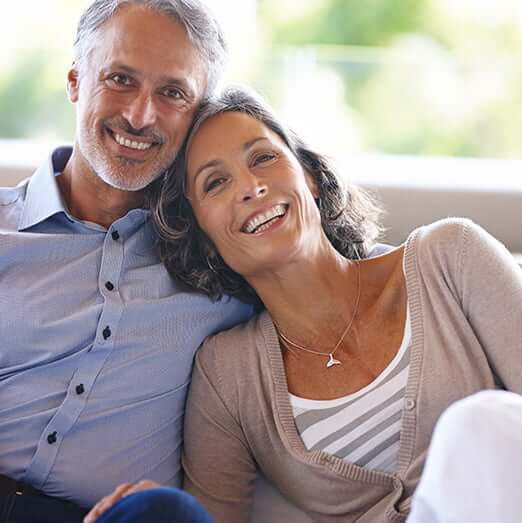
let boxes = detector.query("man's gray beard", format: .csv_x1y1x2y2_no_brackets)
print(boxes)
81,139,166,192
96,157,163,192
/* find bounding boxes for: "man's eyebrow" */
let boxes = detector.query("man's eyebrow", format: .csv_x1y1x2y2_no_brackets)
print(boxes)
104,63,137,75
159,74,191,87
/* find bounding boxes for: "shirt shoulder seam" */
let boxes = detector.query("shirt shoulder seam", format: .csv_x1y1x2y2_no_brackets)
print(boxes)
0,188,24,207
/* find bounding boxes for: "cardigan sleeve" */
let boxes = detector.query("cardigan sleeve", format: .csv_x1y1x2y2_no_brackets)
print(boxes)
458,219,522,392
182,335,256,523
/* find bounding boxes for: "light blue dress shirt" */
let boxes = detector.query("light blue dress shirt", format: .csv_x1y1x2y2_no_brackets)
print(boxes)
0,147,253,508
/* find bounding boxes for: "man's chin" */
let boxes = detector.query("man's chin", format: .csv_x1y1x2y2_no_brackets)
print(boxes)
96,168,164,192
100,177,153,192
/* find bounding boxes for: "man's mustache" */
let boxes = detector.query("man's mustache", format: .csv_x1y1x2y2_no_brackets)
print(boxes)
105,117,166,145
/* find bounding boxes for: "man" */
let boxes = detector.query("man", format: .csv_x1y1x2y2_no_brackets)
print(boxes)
0,1,251,521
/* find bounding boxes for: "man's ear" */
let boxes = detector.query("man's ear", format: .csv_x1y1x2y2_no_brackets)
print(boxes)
67,65,80,103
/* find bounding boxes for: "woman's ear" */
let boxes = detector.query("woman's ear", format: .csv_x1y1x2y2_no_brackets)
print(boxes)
305,171,320,199
203,242,221,274
202,238,219,262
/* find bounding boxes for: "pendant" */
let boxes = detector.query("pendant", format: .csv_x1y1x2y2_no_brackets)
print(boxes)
326,353,341,368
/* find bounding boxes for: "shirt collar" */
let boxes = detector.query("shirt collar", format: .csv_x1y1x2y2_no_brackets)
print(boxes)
18,147,73,231
18,146,152,233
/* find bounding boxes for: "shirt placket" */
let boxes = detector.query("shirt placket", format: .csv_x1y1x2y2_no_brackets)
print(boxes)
23,224,126,488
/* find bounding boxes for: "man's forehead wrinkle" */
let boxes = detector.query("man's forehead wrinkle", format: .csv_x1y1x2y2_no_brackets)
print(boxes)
91,7,184,57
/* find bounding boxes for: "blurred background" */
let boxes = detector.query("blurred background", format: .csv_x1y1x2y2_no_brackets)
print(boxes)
1,0,521,250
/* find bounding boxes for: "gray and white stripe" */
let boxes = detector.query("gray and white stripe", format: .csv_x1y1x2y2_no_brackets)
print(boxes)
290,310,411,473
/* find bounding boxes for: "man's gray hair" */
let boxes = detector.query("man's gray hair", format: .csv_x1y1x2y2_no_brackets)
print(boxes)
73,0,227,98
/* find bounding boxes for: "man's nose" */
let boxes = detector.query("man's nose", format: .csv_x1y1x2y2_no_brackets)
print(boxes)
122,92,158,131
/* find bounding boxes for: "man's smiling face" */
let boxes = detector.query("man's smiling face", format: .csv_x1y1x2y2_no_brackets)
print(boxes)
68,4,207,192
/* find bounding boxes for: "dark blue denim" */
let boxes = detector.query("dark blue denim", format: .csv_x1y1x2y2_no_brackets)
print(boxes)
0,487,211,523
96,488,213,523
0,492,88,523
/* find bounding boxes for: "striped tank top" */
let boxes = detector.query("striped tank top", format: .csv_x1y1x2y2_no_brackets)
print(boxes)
290,309,411,473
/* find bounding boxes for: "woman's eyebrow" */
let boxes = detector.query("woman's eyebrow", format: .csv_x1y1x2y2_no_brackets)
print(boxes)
193,159,223,181
193,137,272,182
242,137,269,150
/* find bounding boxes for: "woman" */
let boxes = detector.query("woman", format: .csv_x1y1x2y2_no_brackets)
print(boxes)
86,87,522,523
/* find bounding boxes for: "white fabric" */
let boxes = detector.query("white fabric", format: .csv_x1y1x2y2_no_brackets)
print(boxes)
408,390,522,523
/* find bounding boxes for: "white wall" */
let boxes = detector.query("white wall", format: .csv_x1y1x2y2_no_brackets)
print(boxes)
346,155,522,251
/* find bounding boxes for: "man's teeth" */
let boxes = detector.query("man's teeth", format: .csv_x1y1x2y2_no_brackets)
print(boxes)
244,204,287,234
113,133,153,151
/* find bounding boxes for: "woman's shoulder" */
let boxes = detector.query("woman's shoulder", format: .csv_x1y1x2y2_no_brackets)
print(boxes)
409,217,505,256
406,217,487,264
404,217,512,286
192,312,274,415
196,311,269,376
408,217,473,247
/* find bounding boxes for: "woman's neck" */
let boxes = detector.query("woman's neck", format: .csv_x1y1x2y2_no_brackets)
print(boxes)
248,241,360,347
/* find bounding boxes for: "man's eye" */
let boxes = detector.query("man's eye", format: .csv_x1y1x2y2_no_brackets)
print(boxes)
107,74,133,87
161,87,184,100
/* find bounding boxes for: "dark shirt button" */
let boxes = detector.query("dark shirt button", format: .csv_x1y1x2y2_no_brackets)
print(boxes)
47,432,57,445
76,384,85,395
105,281,115,291
111,230,120,241
102,326,112,340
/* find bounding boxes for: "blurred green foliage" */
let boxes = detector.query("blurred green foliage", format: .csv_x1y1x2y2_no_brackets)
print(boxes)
2,0,522,159
0,55,75,139
267,0,428,47
257,0,522,158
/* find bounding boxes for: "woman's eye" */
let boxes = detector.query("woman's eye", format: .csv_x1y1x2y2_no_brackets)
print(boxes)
253,152,277,166
205,177,226,193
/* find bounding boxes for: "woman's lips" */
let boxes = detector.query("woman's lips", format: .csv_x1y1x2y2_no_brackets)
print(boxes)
241,203,289,234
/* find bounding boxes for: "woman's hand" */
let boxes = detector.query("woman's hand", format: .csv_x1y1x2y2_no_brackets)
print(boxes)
83,480,161,523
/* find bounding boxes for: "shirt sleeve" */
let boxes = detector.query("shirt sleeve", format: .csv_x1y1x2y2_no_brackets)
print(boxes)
458,220,522,391
182,337,256,523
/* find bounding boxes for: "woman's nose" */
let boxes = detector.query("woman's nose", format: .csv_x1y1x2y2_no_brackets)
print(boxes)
237,171,268,202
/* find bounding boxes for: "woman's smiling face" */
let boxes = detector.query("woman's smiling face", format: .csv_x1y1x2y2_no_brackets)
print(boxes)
185,111,322,279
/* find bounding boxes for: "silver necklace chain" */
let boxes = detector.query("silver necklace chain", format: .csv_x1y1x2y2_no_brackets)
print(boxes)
275,262,361,368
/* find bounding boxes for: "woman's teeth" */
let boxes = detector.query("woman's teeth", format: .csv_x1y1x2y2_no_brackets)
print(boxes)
244,204,287,234
254,217,281,233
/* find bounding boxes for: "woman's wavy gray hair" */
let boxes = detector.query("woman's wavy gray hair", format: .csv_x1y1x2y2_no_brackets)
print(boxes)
150,87,383,308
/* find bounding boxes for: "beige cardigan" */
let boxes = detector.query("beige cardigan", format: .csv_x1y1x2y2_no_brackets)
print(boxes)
183,219,522,523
